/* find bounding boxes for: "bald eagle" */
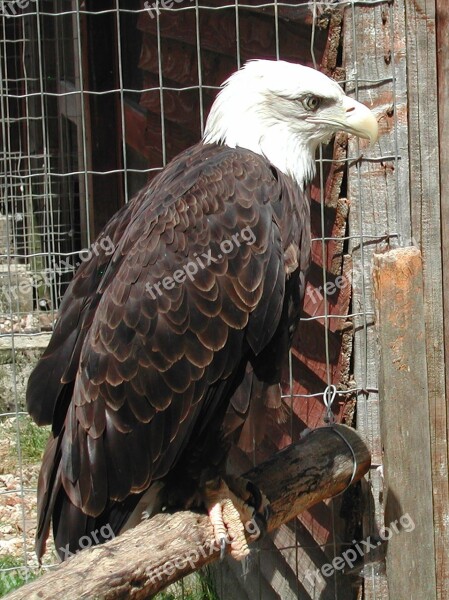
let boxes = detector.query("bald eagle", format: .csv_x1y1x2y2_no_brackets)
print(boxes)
27,60,377,562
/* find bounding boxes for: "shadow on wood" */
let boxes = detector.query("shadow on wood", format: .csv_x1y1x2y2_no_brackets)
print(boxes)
6,424,370,600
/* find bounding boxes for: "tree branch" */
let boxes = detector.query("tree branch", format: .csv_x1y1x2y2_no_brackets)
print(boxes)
6,424,370,600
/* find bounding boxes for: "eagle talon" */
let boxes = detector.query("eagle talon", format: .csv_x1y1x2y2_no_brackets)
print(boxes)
219,536,227,560
201,475,270,561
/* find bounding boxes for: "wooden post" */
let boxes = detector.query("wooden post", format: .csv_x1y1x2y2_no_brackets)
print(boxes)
437,3,449,347
404,1,449,596
344,1,449,597
436,0,449,513
5,425,370,600
373,247,437,599
435,0,449,599
342,2,411,597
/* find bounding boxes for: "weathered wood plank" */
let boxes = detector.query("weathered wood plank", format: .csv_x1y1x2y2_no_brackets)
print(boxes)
435,0,449,529
373,247,436,599
6,425,370,600
404,1,449,596
343,1,412,597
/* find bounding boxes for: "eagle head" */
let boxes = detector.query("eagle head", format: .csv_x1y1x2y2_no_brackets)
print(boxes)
203,59,378,188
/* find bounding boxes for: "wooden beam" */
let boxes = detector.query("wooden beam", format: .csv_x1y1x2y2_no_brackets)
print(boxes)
404,1,449,596
373,247,436,599
342,2,411,597
7,425,370,600
435,0,449,483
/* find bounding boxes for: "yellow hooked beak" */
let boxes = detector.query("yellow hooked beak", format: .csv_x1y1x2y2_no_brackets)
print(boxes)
306,95,379,145
339,96,379,145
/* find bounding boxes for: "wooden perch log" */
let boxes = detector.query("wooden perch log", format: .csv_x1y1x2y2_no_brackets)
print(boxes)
7,424,370,600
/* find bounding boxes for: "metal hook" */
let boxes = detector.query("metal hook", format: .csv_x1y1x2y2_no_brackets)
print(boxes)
323,384,337,424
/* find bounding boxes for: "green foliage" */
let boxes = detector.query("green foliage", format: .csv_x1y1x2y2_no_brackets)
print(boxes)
0,417,218,600
0,556,36,597
16,415,49,462
1,414,49,464
0,555,218,598
154,570,218,600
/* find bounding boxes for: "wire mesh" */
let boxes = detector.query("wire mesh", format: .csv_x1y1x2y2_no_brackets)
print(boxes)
0,1,402,598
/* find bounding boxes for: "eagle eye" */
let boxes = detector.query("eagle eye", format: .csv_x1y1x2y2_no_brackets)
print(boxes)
302,94,321,112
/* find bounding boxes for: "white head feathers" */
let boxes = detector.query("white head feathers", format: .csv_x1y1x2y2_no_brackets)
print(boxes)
203,60,378,189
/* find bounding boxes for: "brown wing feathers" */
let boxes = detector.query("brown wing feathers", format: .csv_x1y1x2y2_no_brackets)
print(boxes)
26,143,308,559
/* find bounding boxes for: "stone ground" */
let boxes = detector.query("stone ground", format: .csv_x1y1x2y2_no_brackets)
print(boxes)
0,333,52,415
0,421,216,599
0,418,57,588
0,312,56,336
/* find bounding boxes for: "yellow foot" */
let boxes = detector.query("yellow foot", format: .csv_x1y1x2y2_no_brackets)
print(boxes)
201,476,270,561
